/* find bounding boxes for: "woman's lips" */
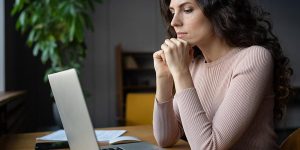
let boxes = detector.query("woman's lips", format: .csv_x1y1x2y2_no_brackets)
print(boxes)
176,32,187,38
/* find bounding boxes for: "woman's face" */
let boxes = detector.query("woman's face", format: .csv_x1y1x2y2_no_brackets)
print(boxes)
169,0,214,46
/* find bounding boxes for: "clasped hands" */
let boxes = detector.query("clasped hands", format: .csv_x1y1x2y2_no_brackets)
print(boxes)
153,38,194,97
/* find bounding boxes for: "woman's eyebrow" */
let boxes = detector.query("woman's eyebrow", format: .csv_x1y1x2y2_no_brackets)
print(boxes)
169,2,193,10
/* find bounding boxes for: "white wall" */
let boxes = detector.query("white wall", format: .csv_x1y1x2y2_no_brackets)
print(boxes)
0,1,5,92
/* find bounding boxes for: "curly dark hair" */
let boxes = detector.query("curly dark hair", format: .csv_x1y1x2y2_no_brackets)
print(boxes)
160,0,293,120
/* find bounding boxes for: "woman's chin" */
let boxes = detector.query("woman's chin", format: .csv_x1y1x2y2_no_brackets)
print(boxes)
185,40,196,47
176,38,196,47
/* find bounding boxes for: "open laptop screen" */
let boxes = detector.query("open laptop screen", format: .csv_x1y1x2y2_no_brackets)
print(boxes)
48,69,99,150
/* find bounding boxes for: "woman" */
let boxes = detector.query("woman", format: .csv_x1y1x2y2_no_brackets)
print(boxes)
152,0,293,149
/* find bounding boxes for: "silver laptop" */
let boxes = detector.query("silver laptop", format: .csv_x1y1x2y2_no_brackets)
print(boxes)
48,68,160,150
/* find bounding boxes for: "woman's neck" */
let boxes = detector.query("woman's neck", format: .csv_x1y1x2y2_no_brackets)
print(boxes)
197,38,233,63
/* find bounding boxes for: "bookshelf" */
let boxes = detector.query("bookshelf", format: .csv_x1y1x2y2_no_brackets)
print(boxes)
115,45,156,125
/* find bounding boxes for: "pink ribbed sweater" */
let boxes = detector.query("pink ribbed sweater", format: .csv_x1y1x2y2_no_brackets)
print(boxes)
153,46,278,150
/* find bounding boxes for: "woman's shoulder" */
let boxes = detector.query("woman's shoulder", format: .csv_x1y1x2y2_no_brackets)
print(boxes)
234,45,273,70
239,45,272,60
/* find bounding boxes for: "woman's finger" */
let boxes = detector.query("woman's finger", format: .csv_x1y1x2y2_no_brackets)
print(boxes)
177,38,190,48
153,50,167,64
161,43,169,51
170,38,181,46
176,38,188,45
164,39,176,49
160,51,167,64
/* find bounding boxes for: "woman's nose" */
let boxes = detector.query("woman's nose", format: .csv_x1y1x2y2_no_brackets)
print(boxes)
171,13,182,27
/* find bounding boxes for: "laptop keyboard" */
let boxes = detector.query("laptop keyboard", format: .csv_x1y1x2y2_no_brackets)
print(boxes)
101,147,124,150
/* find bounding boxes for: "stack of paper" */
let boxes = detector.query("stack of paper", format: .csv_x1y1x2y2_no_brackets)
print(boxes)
36,130,141,145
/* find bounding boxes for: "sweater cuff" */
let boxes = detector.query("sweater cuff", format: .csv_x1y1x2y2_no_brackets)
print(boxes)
155,97,173,104
154,98,174,113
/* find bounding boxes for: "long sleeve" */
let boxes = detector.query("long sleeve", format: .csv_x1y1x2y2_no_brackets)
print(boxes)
175,46,274,149
153,99,184,147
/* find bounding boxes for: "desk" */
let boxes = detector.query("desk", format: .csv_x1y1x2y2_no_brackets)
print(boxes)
0,91,26,107
0,125,190,150
0,91,26,135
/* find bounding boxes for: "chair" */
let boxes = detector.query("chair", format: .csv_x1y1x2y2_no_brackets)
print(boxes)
125,93,155,126
280,128,300,150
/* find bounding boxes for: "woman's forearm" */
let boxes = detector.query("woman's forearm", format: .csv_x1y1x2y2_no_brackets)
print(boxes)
155,76,174,102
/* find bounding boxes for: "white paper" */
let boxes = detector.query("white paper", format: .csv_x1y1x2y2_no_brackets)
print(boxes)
109,136,141,144
36,129,127,142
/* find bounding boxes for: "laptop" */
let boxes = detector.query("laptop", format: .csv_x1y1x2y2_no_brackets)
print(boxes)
48,69,160,150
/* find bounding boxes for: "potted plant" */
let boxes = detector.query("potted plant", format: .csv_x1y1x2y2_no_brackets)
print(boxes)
11,0,102,81
11,0,102,128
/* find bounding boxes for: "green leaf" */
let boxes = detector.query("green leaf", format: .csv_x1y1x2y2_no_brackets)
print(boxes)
69,5,76,17
59,33,67,43
19,12,26,27
50,53,59,67
33,30,41,41
41,47,49,64
27,29,36,43
34,23,44,30
11,0,25,15
15,0,21,6
48,35,56,42
74,1,84,9
33,44,40,56
31,14,39,24
75,18,84,42
69,20,76,41
16,20,21,30
45,0,50,5
58,2,67,10
11,6,19,16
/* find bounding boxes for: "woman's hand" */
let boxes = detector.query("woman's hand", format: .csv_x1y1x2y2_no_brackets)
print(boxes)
153,50,174,102
161,38,193,78
160,38,194,92
153,50,172,79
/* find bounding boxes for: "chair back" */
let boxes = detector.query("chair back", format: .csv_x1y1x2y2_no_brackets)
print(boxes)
125,93,155,126
280,128,300,150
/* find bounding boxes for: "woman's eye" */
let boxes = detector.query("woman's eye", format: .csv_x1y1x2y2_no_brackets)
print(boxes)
184,8,193,13
170,12,175,16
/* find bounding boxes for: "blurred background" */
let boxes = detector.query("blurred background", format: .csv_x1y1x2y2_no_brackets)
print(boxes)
0,0,299,144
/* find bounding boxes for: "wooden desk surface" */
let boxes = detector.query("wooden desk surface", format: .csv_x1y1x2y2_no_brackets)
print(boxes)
0,125,190,150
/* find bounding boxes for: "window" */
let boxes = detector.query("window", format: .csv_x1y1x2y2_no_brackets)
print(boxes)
0,1,5,91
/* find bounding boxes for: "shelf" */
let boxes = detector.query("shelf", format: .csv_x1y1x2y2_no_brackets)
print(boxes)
124,68,155,74
115,44,156,125
124,85,156,91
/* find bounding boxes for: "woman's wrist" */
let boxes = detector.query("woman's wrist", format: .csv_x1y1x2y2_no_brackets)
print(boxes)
173,71,194,92
155,76,174,102
156,88,173,103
